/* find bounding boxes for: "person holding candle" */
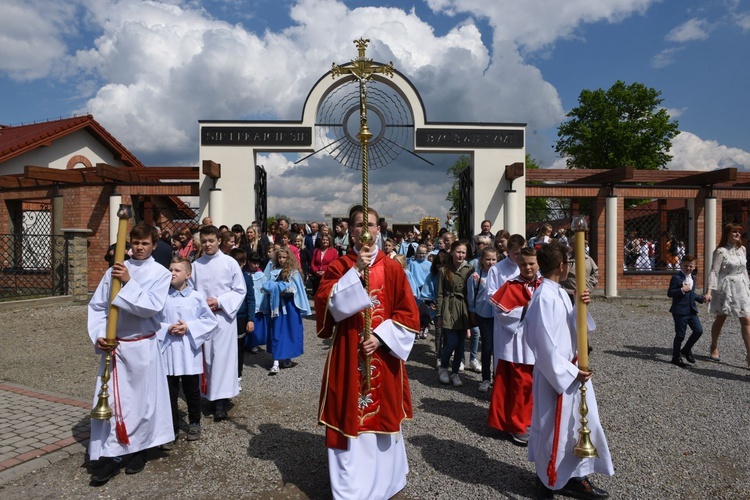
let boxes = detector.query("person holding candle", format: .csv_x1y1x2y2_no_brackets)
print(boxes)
88,223,173,484
524,241,613,499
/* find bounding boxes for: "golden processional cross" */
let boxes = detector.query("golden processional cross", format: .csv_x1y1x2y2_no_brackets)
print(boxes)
332,38,394,391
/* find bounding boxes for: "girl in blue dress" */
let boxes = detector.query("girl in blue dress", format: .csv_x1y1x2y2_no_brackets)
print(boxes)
262,247,311,374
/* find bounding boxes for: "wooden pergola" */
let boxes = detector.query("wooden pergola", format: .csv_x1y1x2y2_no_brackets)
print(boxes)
508,165,750,294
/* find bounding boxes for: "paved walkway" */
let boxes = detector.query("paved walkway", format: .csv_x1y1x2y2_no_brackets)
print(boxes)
0,382,90,484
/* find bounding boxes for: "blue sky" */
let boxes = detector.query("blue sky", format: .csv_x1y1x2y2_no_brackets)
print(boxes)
1,0,748,222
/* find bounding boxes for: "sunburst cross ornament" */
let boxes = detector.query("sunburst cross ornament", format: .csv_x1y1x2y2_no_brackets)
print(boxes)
331,38,394,391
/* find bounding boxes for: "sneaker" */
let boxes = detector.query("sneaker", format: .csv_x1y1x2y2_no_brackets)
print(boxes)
511,432,529,446
469,359,482,373
458,361,465,373
478,380,491,393
420,328,428,339
187,423,201,441
438,367,450,384
160,441,175,451
238,378,243,392
450,373,463,387
124,450,147,475
90,458,120,484
269,365,279,375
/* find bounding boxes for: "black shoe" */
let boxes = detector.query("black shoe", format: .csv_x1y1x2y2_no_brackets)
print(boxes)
671,356,688,368
560,476,610,499
681,349,696,363
214,400,228,421
535,476,554,499
124,451,147,475
90,458,120,484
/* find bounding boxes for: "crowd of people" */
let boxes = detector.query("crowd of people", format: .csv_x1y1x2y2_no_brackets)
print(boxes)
88,209,750,499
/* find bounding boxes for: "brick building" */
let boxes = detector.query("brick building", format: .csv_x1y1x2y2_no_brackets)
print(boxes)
0,115,198,294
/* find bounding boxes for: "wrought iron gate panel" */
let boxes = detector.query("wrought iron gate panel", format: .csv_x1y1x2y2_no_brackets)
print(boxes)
255,164,268,234
0,203,68,300
457,166,472,242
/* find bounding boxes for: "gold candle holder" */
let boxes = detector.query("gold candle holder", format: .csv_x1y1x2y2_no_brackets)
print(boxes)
571,215,598,459
91,204,132,420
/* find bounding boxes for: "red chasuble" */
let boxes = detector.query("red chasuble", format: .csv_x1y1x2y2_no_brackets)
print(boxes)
316,251,419,449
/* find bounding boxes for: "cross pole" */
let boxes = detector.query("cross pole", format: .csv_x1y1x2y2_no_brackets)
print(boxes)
331,39,394,391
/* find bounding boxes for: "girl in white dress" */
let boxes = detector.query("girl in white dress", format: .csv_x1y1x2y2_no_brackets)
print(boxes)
704,223,750,367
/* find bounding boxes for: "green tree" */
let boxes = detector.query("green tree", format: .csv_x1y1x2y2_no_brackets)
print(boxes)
555,80,680,170
445,155,470,216
525,154,552,223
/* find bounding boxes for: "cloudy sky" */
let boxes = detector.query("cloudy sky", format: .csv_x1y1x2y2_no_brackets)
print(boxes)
1,0,748,223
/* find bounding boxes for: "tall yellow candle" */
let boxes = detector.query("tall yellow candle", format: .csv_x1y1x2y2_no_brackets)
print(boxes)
572,216,588,371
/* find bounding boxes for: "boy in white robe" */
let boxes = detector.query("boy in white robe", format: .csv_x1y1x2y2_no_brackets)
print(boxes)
88,223,173,484
487,234,525,370
157,257,218,447
190,225,246,421
524,241,613,499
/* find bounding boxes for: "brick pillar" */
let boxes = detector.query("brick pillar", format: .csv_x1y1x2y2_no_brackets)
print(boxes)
63,228,92,301
592,192,606,290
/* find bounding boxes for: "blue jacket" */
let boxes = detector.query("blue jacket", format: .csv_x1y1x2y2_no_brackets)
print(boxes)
667,271,704,315
237,271,256,320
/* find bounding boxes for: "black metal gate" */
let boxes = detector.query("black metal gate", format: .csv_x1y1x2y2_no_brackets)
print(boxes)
255,164,268,234
457,165,472,242
0,202,68,300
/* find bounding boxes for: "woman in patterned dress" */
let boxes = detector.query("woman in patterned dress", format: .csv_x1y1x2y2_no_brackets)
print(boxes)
704,223,750,366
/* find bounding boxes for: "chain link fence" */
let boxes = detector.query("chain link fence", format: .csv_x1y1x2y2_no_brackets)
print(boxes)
624,204,689,272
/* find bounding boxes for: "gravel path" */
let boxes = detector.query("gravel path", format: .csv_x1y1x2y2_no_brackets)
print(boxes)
0,296,748,499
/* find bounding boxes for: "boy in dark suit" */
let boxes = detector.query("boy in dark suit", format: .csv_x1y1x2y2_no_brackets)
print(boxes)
667,254,708,367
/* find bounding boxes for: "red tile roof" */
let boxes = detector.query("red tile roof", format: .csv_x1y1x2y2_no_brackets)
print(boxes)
0,115,144,168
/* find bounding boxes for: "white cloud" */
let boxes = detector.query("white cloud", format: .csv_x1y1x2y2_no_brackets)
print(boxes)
735,11,750,31
15,0,741,223
425,0,656,52
663,107,687,119
651,47,683,68
668,131,750,171
0,0,79,80
665,18,711,42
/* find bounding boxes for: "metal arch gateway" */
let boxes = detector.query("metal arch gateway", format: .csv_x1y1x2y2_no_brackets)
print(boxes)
198,43,526,235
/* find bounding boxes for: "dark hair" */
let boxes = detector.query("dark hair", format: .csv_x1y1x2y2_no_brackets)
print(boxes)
229,247,246,264
130,223,158,243
519,247,537,258
718,223,743,249
430,249,450,275
219,225,229,232
444,239,469,284
507,234,526,250
199,225,222,239
231,224,244,233
682,254,696,263
536,240,570,275
247,251,262,264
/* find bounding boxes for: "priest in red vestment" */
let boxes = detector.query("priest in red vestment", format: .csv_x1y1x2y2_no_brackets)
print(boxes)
316,206,420,500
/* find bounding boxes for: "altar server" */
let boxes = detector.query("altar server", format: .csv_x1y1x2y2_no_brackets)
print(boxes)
190,225,246,421
87,223,173,483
